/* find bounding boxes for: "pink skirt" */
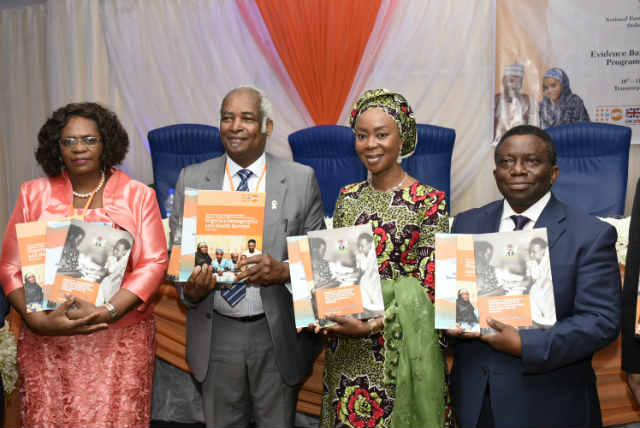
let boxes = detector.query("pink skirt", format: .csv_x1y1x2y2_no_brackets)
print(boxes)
18,317,156,428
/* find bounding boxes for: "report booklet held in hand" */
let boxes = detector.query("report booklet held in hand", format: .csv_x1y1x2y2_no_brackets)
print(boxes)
178,189,265,284
48,219,133,306
16,220,50,312
287,224,384,328
15,215,81,312
435,229,556,334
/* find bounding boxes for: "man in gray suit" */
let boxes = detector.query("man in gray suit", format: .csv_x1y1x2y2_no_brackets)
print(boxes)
169,86,324,427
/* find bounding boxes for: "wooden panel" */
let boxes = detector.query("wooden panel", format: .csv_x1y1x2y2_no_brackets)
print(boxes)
156,316,187,346
595,335,640,426
296,350,325,415
156,345,190,372
153,284,190,373
595,268,640,426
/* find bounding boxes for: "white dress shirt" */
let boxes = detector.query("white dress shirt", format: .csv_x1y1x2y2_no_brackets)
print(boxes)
213,153,266,317
222,153,267,193
498,192,551,232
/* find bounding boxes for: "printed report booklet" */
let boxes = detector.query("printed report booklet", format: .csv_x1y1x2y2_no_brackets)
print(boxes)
16,215,81,312
288,224,384,328
435,228,556,334
178,189,265,284
16,220,49,312
48,219,133,306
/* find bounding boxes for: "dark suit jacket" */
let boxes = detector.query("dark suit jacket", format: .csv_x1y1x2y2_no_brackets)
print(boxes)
451,194,621,428
622,178,640,372
169,153,324,385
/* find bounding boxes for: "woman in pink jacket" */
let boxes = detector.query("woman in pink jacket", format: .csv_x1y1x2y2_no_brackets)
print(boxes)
0,102,168,427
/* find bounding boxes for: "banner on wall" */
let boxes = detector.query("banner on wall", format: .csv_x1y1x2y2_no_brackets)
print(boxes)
494,0,640,144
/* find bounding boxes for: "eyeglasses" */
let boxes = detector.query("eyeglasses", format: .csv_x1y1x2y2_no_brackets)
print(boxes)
59,136,101,148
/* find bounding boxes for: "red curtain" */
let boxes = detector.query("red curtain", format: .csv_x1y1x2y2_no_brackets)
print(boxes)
254,0,381,125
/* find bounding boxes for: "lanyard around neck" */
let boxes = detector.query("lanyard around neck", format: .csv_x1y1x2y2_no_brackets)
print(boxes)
225,161,267,192
67,183,99,217
81,190,97,215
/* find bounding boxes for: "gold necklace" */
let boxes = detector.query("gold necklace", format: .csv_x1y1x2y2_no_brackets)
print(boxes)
369,172,407,192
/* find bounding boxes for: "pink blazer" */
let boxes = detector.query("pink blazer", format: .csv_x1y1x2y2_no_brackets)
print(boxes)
0,169,168,327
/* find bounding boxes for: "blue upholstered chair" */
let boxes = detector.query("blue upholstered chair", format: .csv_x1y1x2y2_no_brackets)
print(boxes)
401,124,456,212
148,124,225,217
546,122,631,217
288,125,367,217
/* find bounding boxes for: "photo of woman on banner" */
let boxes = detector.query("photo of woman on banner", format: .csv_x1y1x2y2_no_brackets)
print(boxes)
494,62,537,144
539,67,590,129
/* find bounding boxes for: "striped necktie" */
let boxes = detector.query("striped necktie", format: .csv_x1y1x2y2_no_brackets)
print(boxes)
221,169,252,306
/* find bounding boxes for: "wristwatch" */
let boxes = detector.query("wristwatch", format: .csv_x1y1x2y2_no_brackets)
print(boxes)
104,302,120,321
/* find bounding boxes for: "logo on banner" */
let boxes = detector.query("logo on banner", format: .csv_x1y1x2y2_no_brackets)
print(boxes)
626,107,640,124
611,108,624,121
595,105,638,124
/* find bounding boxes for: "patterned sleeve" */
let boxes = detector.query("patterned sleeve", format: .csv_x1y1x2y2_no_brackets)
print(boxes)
417,187,449,301
332,188,347,229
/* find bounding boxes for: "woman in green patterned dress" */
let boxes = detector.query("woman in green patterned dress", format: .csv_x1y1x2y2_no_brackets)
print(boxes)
318,89,452,427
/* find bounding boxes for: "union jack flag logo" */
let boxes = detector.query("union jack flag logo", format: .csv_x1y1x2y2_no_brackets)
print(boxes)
626,107,640,119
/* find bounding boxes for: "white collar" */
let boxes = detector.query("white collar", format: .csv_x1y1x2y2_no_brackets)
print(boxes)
226,152,266,178
501,191,551,226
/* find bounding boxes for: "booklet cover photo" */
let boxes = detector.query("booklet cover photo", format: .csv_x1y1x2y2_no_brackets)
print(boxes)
435,228,556,334
178,188,265,284
288,224,384,328
48,219,133,306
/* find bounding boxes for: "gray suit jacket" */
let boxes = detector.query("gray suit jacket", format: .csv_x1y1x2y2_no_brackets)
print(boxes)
169,153,325,385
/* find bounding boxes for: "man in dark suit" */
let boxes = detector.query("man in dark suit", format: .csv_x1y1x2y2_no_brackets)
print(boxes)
450,125,621,427
169,86,324,427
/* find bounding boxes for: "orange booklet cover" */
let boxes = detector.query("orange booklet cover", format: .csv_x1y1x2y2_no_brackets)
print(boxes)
16,221,48,312
16,215,81,312
178,189,265,283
